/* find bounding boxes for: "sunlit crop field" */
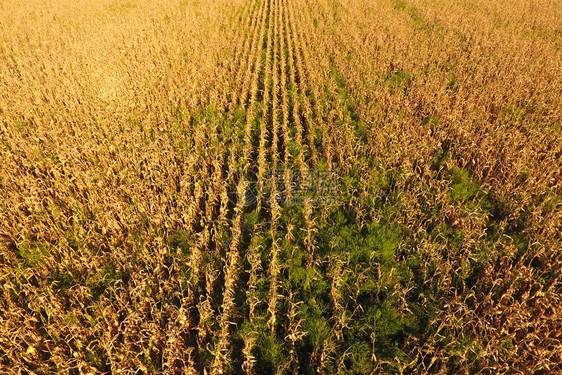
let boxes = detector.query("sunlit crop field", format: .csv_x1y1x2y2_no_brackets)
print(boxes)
1,0,561,373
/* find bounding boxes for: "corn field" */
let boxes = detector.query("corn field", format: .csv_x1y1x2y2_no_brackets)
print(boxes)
1,0,561,373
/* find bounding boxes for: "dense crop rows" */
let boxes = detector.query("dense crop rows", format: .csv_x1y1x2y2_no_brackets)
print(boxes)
1,0,561,373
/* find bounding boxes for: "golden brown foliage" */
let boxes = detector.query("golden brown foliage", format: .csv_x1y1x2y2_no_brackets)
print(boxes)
1,0,560,373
